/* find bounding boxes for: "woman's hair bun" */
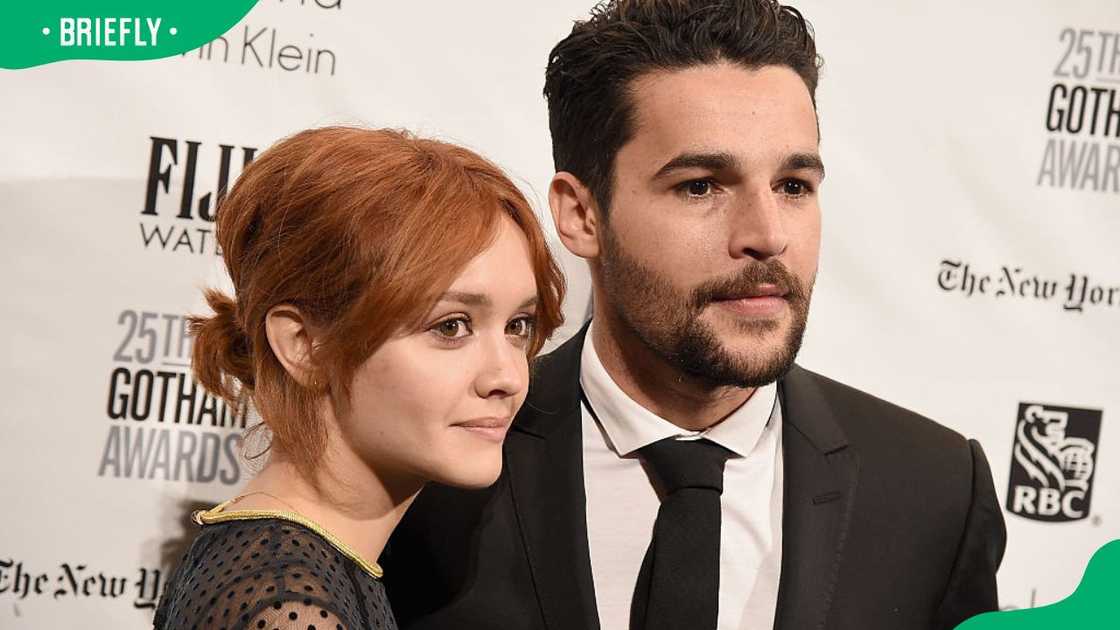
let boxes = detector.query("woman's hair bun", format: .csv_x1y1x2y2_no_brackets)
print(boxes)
189,288,254,405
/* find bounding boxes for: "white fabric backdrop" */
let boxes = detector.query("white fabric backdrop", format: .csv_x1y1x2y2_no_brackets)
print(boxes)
1,1,1116,626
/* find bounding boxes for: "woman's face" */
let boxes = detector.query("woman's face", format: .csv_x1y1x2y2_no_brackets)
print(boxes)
338,214,540,489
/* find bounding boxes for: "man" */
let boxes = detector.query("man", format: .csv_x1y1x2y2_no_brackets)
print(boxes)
382,1,1006,629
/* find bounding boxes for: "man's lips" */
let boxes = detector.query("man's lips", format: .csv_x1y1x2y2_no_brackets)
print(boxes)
711,283,787,300
710,285,788,317
453,417,512,442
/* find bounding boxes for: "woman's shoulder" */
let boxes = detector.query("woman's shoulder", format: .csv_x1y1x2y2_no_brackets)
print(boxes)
155,517,388,630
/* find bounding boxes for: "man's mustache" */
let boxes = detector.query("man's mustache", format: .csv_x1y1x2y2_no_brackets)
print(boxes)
689,260,807,309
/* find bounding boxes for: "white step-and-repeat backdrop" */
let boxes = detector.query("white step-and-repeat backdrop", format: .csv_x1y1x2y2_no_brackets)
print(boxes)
1,1,1116,627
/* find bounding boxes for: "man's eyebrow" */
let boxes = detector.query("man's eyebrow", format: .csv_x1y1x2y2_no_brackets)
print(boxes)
653,151,740,179
782,152,826,179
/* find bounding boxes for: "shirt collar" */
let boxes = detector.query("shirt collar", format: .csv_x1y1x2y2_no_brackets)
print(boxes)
578,320,778,458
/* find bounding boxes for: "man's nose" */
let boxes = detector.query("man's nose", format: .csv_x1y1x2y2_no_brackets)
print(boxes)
727,188,789,260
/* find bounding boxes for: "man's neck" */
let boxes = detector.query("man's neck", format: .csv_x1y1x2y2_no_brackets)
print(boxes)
590,309,755,432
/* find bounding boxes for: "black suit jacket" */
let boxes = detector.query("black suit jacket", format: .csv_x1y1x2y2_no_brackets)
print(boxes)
382,326,1007,629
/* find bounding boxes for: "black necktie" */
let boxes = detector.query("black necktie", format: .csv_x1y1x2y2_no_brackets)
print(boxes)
630,437,733,630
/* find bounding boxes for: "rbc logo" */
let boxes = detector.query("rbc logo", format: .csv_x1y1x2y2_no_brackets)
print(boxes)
1007,403,1102,522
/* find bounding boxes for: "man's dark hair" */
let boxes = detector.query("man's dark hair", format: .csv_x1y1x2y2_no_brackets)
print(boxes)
544,0,820,213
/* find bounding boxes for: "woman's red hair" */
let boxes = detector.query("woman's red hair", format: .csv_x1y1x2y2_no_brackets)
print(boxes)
189,126,565,478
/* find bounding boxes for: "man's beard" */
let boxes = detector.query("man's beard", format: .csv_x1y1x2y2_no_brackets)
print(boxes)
598,226,813,389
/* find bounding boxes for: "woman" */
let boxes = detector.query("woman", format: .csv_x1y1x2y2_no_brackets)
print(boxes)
154,126,565,630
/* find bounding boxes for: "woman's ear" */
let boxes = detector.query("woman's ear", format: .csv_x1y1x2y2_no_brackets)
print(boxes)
264,304,318,387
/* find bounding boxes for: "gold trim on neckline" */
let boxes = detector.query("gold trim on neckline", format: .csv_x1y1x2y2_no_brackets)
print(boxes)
192,500,384,579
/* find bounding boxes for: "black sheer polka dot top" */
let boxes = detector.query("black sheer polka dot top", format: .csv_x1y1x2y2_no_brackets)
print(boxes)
155,501,398,630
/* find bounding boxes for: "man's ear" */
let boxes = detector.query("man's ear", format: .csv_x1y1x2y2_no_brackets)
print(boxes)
549,171,603,260
264,304,318,387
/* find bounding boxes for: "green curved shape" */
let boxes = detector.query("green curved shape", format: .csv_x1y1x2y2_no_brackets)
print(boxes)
0,1,258,69
957,539,1120,629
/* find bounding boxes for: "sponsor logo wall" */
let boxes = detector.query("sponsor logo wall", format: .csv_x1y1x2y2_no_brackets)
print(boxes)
1,1,1116,626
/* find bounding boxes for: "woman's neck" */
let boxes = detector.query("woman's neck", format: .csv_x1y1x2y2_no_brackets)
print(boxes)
231,446,423,568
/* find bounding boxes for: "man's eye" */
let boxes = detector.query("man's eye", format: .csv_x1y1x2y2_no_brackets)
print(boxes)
682,179,713,197
433,318,471,339
781,180,810,197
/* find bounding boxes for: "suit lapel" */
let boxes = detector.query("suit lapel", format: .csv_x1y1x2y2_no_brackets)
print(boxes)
774,365,861,630
504,337,858,630
506,325,600,630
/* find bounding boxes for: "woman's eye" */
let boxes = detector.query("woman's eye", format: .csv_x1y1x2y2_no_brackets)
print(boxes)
683,179,713,197
433,318,471,339
506,316,537,339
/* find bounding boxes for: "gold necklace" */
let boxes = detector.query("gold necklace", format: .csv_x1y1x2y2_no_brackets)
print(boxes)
229,490,303,514
194,496,385,578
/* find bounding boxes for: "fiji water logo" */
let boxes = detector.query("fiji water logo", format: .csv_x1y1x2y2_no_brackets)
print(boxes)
1006,403,1102,522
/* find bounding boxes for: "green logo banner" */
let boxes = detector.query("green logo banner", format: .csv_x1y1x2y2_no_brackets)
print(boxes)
0,1,259,69
958,540,1120,629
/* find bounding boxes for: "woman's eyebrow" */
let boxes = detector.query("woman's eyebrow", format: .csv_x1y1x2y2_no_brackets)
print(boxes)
439,292,539,310
439,291,491,307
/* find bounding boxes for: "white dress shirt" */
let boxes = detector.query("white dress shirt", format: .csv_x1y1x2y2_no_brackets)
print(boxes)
580,323,784,630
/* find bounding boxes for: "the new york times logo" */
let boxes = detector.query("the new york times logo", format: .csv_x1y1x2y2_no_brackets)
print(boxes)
139,136,257,255
1006,403,1102,522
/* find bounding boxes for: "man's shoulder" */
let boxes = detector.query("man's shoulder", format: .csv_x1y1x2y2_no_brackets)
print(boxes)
785,365,986,522
784,364,971,457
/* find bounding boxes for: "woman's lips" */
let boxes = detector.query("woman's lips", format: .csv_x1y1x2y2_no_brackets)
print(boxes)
453,417,512,443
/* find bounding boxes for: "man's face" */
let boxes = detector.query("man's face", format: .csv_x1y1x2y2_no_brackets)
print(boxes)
597,62,823,388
